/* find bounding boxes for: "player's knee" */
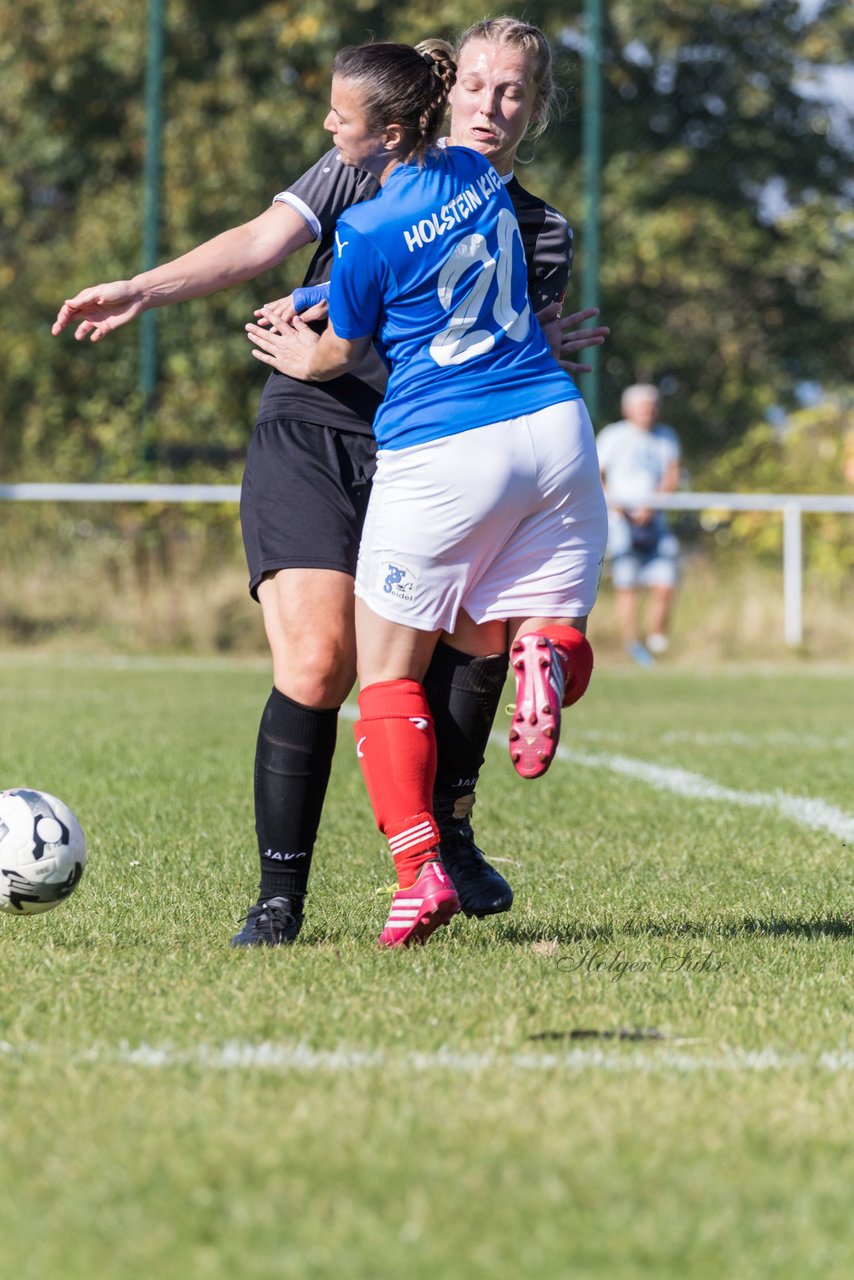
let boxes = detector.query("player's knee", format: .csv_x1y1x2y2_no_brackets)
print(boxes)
270,634,356,708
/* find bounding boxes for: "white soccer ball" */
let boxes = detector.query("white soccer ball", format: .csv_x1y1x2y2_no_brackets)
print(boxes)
0,789,86,916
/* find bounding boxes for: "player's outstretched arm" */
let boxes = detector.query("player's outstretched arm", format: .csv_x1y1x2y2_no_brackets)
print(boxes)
52,202,315,344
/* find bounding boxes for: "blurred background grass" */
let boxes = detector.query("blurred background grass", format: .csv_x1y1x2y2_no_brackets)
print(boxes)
2,501,849,661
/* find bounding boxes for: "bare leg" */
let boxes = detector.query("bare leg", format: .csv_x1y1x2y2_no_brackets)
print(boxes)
258,567,357,706
647,585,675,646
615,588,640,647
354,598,441,687
510,614,588,644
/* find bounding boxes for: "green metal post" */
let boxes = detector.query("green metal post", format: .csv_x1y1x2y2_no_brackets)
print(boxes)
140,0,164,412
581,0,603,425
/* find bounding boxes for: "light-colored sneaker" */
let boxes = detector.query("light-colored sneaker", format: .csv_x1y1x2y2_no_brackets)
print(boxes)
626,640,655,667
646,632,670,655
378,860,460,948
508,634,565,779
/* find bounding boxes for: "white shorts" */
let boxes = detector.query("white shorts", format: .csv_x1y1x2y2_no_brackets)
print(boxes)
610,543,680,590
607,513,680,590
354,400,608,632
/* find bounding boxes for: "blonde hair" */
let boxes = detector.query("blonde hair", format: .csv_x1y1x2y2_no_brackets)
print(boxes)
456,16,558,138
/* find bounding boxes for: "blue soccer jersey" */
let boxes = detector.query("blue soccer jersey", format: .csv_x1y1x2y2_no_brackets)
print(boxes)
328,147,580,450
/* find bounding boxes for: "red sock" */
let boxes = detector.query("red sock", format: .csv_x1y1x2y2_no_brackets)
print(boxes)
532,625,594,707
355,679,440,887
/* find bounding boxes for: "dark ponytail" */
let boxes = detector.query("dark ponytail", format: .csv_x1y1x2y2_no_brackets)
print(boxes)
332,42,457,163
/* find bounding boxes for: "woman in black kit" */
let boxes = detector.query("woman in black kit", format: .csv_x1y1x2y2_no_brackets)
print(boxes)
52,17,608,946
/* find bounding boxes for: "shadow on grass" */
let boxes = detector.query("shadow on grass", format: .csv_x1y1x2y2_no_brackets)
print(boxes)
494,921,618,945
32,914,852,952
635,915,854,941
734,915,853,939
497,913,853,945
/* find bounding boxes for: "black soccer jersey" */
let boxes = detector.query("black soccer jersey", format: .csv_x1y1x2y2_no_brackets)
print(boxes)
255,149,384,435
254,147,574,436
506,175,573,313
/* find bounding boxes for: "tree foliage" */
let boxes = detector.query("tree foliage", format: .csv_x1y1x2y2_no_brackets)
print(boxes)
1,0,851,481
548,0,853,452
696,400,854,582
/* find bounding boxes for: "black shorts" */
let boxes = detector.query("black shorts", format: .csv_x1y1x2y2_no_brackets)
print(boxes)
241,418,377,598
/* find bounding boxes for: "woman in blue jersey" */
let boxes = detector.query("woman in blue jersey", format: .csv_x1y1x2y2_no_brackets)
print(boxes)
247,42,608,948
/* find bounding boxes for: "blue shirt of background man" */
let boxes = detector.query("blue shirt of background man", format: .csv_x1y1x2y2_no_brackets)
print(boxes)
328,146,580,451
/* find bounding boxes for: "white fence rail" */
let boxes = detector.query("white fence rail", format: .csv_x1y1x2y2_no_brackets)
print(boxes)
639,492,854,647
0,483,242,504
2,485,853,648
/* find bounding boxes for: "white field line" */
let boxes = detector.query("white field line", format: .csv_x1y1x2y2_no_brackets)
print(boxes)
336,707,854,843
606,729,854,750
3,1038,854,1075
554,744,854,842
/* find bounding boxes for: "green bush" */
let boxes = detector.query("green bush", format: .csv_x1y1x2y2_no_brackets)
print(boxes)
696,401,854,584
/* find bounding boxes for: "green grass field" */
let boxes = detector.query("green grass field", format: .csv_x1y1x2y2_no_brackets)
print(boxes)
2,654,853,1279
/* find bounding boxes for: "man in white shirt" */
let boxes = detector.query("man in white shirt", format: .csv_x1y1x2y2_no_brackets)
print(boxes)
596,384,681,665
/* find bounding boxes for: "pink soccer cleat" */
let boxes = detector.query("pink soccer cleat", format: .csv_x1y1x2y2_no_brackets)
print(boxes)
509,633,566,779
378,860,460,948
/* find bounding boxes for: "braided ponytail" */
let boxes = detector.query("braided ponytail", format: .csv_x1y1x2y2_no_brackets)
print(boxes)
414,42,456,160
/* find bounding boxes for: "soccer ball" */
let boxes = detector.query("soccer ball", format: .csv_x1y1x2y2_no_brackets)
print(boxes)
0,789,86,916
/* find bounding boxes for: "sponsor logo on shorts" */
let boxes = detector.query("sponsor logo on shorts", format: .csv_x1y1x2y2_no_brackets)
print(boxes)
378,560,418,603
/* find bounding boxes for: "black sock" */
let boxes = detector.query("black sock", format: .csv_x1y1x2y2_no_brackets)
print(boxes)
254,688,338,902
423,642,509,826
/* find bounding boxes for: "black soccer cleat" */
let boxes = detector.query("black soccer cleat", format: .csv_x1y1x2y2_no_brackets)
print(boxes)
438,821,513,919
230,894,304,947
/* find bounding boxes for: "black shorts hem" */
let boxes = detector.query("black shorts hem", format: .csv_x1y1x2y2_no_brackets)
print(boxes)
248,558,357,601
241,418,375,600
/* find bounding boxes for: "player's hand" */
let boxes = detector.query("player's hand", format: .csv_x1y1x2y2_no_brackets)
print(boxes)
52,281,146,342
631,508,655,525
536,305,610,374
245,308,320,379
253,294,297,327
556,307,610,374
253,294,329,327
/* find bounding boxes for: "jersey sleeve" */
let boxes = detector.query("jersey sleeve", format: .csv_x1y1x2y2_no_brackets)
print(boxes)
328,222,387,340
505,178,573,312
528,211,572,311
272,149,379,241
